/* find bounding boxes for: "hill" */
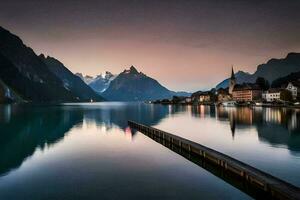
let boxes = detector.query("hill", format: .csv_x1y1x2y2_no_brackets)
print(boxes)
216,53,300,89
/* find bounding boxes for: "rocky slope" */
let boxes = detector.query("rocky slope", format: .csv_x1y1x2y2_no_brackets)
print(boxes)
0,26,77,102
40,55,104,101
0,26,103,103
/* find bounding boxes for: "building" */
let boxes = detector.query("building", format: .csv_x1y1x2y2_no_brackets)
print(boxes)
191,91,211,103
184,97,192,103
229,67,236,95
199,93,211,102
262,88,282,102
232,84,262,102
286,82,300,100
217,88,231,102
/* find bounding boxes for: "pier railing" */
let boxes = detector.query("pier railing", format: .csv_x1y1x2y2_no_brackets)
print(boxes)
128,120,300,200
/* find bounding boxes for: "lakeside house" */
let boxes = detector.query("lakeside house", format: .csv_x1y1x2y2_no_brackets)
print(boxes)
184,97,192,103
262,88,282,102
285,81,300,100
262,89,281,102
228,67,262,103
232,84,262,102
217,88,231,102
153,67,300,106
191,91,211,103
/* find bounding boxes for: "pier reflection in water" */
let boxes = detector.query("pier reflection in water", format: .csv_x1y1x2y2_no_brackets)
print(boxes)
158,105,300,186
0,103,252,200
130,120,297,200
0,103,299,199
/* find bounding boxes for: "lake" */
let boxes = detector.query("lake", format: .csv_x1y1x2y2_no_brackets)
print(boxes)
0,102,299,199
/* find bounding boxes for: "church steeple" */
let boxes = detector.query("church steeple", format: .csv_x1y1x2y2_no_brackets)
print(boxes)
229,66,236,95
231,66,235,80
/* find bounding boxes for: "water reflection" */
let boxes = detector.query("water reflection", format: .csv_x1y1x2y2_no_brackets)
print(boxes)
0,103,170,177
0,103,299,180
0,106,83,176
142,131,271,199
81,103,169,132
191,105,300,154
0,105,11,123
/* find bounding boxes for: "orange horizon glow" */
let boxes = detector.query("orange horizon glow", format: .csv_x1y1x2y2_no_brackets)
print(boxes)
1,1,300,92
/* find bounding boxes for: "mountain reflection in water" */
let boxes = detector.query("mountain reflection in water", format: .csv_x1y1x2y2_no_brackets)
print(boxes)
0,103,170,177
0,103,299,179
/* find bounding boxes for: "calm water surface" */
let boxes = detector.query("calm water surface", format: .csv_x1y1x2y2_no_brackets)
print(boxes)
0,102,299,200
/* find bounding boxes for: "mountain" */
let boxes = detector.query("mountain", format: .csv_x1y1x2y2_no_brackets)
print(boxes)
102,66,190,101
174,91,192,97
40,55,104,101
88,71,116,93
216,53,300,89
216,71,252,89
0,26,85,102
75,73,94,84
75,71,116,93
271,71,300,88
0,26,104,103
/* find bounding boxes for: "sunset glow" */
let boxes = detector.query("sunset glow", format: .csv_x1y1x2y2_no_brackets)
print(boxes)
1,0,300,91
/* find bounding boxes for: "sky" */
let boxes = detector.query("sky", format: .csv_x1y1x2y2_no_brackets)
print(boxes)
1,0,300,92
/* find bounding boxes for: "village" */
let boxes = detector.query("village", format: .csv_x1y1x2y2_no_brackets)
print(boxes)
152,68,300,107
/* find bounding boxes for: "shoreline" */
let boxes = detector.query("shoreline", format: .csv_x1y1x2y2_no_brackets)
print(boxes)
150,102,300,109
1,101,300,109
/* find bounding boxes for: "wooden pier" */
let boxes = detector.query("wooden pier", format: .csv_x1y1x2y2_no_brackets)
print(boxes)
128,121,300,200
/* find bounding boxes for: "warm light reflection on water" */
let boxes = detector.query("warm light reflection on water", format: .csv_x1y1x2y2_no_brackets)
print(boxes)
0,103,299,199
154,104,300,186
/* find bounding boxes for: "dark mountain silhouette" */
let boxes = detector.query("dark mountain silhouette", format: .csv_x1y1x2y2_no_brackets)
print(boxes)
40,55,104,101
102,66,190,101
271,71,300,88
216,53,300,89
216,71,252,89
0,26,81,102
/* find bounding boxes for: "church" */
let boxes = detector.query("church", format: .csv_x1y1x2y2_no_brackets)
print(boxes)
229,67,263,102
229,67,236,95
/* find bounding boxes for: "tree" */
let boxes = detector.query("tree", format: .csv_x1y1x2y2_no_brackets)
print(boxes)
255,77,270,90
280,90,293,102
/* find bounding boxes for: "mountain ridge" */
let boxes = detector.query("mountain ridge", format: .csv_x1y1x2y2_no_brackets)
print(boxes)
216,53,300,89
40,55,104,101
102,66,190,101
76,71,116,94
0,26,103,102
0,26,78,102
